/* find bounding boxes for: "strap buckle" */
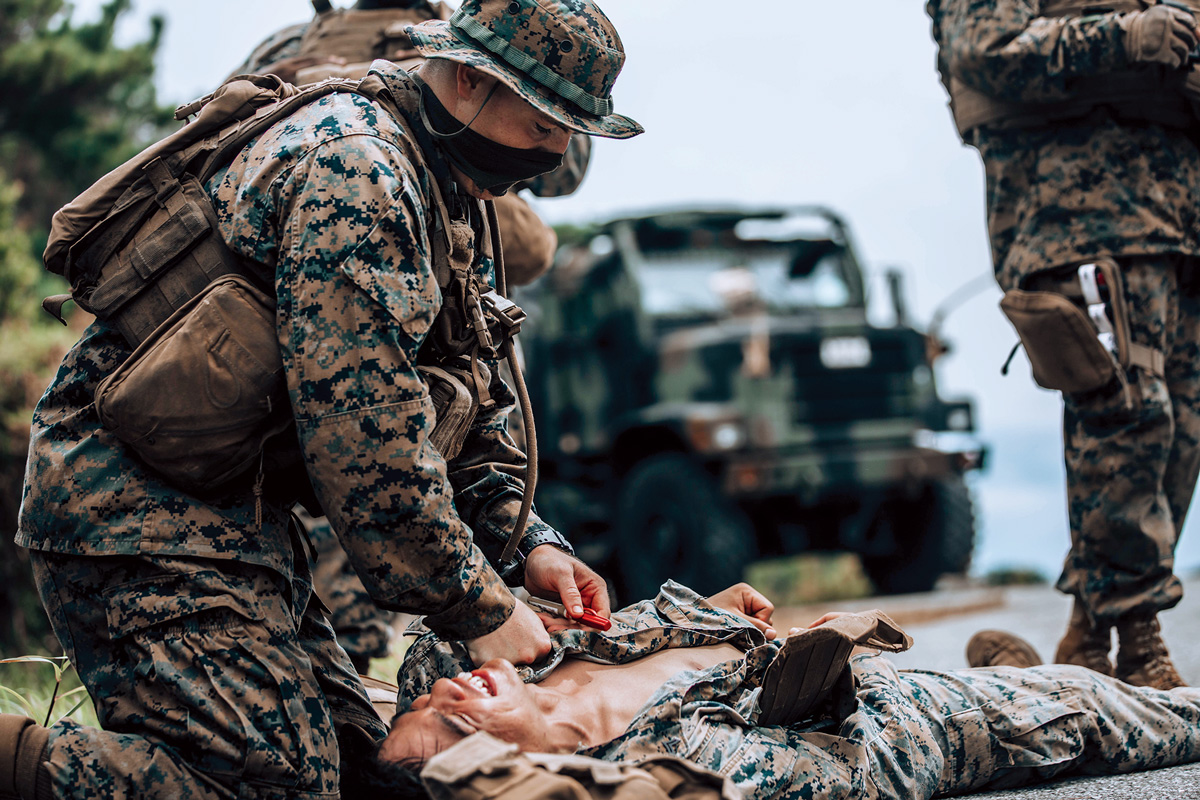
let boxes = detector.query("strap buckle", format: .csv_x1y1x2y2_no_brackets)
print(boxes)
481,290,526,338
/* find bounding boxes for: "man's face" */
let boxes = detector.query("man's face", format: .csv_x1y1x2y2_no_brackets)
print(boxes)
444,65,572,200
379,658,557,765
469,78,572,155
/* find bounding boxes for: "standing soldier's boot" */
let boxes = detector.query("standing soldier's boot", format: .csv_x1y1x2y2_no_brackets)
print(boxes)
0,715,51,800
1053,600,1113,675
1115,613,1187,690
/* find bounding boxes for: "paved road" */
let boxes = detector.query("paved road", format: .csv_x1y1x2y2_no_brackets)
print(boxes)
772,577,1200,798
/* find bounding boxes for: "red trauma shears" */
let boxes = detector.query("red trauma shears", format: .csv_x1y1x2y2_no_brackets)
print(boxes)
526,596,612,631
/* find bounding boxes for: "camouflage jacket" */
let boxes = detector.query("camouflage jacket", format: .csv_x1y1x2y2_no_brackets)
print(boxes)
928,0,1200,289
16,62,557,640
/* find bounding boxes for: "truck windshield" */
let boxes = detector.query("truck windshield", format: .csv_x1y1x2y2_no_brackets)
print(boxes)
637,247,852,317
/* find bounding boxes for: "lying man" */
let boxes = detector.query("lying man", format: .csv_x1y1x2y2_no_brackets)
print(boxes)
351,581,1200,799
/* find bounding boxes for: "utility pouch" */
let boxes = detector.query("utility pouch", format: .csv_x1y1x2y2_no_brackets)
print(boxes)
94,275,291,494
67,166,244,347
417,360,490,461
999,288,1117,393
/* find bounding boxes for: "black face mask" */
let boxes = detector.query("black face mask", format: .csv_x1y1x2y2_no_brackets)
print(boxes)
415,76,565,197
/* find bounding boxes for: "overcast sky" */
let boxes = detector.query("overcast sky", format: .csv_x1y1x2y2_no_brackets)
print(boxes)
80,0,1200,580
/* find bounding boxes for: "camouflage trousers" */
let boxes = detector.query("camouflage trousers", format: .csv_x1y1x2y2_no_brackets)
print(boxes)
29,545,388,800
302,511,395,665
895,660,1200,796
666,654,1200,798
1039,254,1199,624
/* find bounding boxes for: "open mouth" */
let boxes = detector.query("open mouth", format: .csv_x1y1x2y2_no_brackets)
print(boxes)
457,671,496,696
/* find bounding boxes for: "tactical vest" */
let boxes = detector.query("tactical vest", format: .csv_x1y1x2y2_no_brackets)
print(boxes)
288,1,451,85
42,71,528,499
948,0,1200,135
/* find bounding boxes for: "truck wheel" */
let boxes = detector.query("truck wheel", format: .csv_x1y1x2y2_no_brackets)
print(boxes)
861,474,976,595
614,454,754,604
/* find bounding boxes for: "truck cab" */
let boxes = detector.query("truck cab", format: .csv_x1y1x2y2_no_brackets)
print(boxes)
517,205,984,601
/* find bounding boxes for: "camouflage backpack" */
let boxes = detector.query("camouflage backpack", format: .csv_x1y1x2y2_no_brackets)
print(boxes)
288,0,453,84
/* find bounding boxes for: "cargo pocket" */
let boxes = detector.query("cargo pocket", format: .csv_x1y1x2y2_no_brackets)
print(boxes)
686,719,808,798
984,690,1086,772
999,289,1117,393
944,690,1086,793
103,567,335,794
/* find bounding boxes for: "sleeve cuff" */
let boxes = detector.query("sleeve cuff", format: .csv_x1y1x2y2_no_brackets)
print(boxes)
422,548,516,641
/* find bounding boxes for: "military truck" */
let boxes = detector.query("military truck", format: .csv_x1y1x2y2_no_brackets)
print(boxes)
516,205,984,602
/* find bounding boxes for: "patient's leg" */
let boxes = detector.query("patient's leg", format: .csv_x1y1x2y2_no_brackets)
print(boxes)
901,663,1200,795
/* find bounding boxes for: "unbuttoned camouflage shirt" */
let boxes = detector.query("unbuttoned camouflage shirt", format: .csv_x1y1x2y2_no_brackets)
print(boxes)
928,0,1200,289
17,62,557,640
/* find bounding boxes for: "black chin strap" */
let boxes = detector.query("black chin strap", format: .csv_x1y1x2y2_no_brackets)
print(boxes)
417,76,501,140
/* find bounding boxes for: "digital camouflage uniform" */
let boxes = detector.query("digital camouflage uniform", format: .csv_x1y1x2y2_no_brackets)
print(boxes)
927,1,1200,631
302,510,395,668
226,1,586,667
16,61,564,799
399,581,1200,800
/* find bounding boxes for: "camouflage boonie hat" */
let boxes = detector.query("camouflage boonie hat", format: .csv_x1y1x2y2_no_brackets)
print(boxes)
406,0,643,139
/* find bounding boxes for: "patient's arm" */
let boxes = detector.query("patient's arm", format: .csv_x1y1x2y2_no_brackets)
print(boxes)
706,582,776,640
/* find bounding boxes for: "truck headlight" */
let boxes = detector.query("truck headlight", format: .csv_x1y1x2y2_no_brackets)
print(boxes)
685,417,747,452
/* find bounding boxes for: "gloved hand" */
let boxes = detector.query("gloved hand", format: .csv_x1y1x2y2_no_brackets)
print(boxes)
1122,5,1199,69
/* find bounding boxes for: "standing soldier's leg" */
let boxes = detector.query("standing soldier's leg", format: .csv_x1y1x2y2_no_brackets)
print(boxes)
1160,271,1200,550
1056,255,1186,688
15,551,344,800
295,586,389,740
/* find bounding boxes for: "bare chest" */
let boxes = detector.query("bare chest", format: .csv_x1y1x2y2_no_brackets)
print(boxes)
538,643,744,746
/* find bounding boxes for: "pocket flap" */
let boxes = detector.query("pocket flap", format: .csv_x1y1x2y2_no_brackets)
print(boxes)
104,568,265,639
87,190,215,318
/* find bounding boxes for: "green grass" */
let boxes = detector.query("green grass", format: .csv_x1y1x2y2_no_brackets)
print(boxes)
745,553,875,607
0,656,97,728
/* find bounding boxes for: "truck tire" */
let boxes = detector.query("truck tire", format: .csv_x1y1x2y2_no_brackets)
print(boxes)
861,474,976,595
613,454,754,604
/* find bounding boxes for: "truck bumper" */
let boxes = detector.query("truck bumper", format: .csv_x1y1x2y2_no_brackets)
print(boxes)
719,439,984,501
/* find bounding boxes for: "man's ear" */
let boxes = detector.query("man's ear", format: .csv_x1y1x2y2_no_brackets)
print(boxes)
455,63,494,100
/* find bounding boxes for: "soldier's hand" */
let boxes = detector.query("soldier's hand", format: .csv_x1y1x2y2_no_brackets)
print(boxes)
524,545,611,621
1122,5,1199,68
464,600,552,666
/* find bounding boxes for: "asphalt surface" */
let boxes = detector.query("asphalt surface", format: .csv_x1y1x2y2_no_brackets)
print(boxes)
773,576,1200,799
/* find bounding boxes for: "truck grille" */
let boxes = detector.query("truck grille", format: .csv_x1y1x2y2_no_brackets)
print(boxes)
785,333,922,424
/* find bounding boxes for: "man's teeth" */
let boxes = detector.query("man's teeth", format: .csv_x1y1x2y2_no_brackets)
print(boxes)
458,672,492,695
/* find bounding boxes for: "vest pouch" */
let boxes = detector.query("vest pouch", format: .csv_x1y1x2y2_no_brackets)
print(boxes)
71,173,246,347
418,361,488,461
95,274,291,494
999,289,1117,393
